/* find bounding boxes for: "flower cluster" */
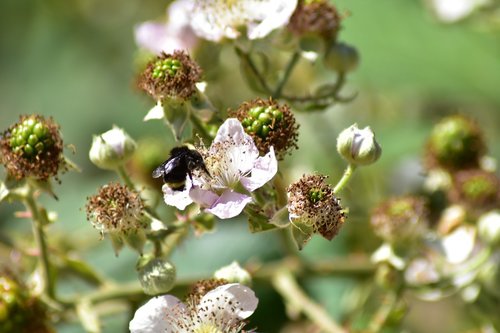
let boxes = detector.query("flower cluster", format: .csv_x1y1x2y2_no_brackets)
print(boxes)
129,281,258,333
162,118,277,219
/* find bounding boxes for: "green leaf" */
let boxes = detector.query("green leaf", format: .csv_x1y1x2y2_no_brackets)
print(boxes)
269,206,290,228
247,210,278,233
291,223,313,251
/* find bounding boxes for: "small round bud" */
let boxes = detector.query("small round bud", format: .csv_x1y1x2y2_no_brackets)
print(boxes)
425,114,486,171
230,98,299,159
337,123,382,166
371,196,428,245
138,50,202,101
324,42,360,73
0,115,64,180
214,262,252,286
137,257,176,295
89,126,137,170
288,0,341,41
287,174,345,248
478,211,500,246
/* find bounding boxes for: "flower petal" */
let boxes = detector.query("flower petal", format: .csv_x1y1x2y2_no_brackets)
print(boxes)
162,177,193,210
214,118,254,147
240,146,278,192
197,283,258,322
129,295,185,333
441,225,476,264
206,190,252,219
189,187,219,208
247,0,298,39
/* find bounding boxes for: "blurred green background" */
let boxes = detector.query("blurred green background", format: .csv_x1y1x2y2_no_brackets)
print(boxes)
1,0,500,332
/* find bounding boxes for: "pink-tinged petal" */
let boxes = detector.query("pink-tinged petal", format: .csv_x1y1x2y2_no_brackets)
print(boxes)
129,295,185,333
134,21,170,55
189,187,219,208
162,177,193,210
197,283,258,322
167,0,194,30
240,146,278,192
206,190,252,219
214,118,254,146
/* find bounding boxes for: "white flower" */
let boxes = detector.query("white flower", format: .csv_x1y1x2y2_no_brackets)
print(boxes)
405,258,440,286
162,118,278,219
129,283,258,333
190,0,298,42
428,0,489,23
135,0,198,54
440,225,477,264
89,126,136,170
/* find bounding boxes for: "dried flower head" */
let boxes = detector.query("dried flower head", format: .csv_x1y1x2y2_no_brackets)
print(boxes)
287,174,345,245
288,0,341,40
230,98,299,159
138,50,202,101
0,115,64,180
129,282,258,333
0,270,54,333
186,278,229,306
425,114,486,171
86,182,145,235
370,196,428,244
449,169,500,212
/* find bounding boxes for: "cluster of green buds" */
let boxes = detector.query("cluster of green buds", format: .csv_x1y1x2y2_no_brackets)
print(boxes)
0,115,64,180
0,273,53,333
138,50,202,101
231,98,299,159
151,57,182,79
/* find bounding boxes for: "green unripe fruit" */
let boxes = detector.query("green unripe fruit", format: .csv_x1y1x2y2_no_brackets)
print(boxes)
27,134,38,146
241,118,252,128
33,123,46,138
251,120,262,133
258,112,272,125
23,144,34,156
261,125,270,138
272,110,284,122
35,142,45,153
249,106,264,119
138,257,176,295
21,127,30,140
151,58,182,79
324,42,359,73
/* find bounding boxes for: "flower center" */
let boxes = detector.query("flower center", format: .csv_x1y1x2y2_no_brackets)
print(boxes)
9,117,52,158
308,188,326,204
194,323,224,333
462,176,497,200
202,142,248,191
151,58,182,79
241,106,283,139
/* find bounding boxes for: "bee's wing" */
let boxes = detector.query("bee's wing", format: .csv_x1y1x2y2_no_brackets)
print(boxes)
152,157,181,178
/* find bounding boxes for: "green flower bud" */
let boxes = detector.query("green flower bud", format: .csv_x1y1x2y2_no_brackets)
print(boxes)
324,42,360,73
337,124,382,166
89,126,136,170
138,257,176,295
478,211,500,247
214,262,252,286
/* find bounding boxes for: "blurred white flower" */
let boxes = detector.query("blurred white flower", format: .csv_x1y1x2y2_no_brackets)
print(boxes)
129,283,258,333
135,0,198,54
441,225,476,264
405,258,440,285
428,0,490,23
190,0,298,42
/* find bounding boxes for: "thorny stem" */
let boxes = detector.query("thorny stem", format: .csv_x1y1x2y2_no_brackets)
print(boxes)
272,268,348,333
23,186,56,300
273,51,301,99
333,164,357,194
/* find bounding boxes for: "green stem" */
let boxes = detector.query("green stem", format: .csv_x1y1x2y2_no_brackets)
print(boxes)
190,114,213,142
273,51,300,99
281,72,348,103
235,47,273,95
366,288,404,333
333,164,356,194
24,189,56,300
272,269,347,333
117,165,134,189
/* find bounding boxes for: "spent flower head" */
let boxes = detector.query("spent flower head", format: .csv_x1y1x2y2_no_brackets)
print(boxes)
89,126,137,170
230,98,299,159
337,123,382,166
287,174,345,248
134,0,198,55
1,115,64,181
190,0,298,42
449,169,500,213
86,182,147,255
138,50,202,101
162,118,278,219
129,282,258,333
370,195,428,245
288,0,341,40
425,114,486,171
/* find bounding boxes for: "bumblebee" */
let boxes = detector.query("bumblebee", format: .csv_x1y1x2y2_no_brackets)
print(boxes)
152,146,209,191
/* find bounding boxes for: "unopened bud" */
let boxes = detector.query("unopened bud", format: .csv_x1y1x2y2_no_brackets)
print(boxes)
214,262,252,286
324,42,359,73
89,126,136,170
137,257,176,295
337,124,382,166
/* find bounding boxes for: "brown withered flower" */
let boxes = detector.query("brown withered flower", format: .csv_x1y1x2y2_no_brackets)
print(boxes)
138,50,202,101
0,115,64,181
230,98,299,159
449,169,500,213
288,0,342,40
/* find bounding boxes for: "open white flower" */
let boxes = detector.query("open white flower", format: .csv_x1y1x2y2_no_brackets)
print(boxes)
129,283,258,333
135,0,198,54
428,0,489,23
162,118,278,219
190,0,298,42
